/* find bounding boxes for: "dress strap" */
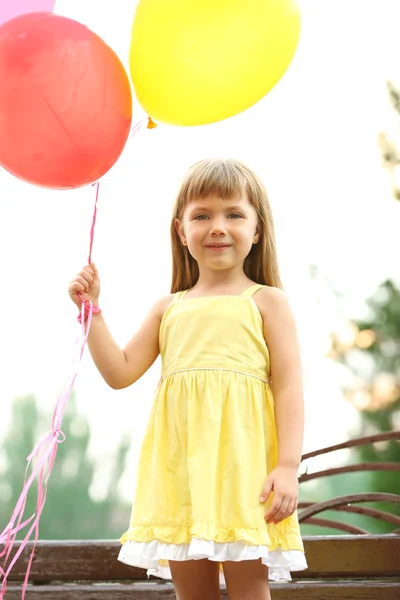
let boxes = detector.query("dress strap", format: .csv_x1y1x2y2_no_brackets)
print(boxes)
241,284,265,298
173,290,189,303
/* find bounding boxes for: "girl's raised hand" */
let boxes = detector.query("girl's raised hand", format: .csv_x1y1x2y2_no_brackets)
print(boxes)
68,263,100,309
259,465,299,525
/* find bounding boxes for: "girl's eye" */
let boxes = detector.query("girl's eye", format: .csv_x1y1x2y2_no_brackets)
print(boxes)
194,213,242,220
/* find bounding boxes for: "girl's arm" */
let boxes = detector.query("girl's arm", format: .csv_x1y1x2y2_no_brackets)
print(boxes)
258,287,304,468
257,287,304,524
86,295,174,390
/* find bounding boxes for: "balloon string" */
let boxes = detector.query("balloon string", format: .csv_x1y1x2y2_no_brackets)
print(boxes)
0,114,155,599
0,182,97,599
88,182,99,265
85,118,149,270
0,322,91,599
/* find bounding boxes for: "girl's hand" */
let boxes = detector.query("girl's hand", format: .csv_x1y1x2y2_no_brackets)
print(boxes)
68,263,100,309
260,465,299,525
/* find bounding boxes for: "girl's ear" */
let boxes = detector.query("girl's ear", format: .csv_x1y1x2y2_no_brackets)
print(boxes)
254,223,262,243
174,218,187,245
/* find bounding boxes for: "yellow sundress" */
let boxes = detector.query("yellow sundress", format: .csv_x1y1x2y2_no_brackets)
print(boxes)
118,284,307,582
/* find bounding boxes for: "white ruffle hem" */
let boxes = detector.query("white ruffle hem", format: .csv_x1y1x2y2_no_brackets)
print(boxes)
118,539,308,583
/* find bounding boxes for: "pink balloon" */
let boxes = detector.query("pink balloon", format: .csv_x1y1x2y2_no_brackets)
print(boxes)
0,0,56,27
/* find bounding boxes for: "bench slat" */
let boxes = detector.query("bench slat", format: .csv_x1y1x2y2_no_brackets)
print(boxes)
5,536,400,582
6,582,400,600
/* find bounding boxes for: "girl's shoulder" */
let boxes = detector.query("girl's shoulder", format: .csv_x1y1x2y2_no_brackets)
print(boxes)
155,293,176,321
253,285,289,319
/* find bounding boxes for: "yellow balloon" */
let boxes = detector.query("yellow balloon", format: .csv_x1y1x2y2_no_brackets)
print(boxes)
129,0,301,126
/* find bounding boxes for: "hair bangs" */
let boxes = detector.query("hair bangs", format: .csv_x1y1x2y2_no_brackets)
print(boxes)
181,159,245,209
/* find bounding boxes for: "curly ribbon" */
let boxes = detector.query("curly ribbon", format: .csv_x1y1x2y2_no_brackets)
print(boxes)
0,117,153,598
0,184,97,598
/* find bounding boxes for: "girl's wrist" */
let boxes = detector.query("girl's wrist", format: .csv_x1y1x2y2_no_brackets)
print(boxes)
277,460,300,470
76,300,102,324
78,301,100,309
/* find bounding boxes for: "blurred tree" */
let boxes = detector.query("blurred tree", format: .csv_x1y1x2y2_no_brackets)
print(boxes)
0,393,131,540
297,266,399,536
329,279,400,531
306,84,400,527
379,81,400,202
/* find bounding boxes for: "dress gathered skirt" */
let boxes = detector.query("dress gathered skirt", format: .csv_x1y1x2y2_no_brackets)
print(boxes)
118,284,307,582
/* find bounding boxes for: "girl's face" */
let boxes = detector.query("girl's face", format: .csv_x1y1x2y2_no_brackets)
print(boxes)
175,193,259,274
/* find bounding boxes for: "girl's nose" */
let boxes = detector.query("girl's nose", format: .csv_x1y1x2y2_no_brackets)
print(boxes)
209,218,227,235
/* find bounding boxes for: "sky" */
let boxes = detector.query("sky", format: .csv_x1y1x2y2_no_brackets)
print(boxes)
0,0,400,502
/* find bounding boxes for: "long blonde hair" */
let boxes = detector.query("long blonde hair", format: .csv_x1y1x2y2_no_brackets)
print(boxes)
170,159,283,293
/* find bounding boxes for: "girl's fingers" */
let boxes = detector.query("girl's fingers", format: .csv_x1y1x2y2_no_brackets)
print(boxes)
74,276,90,292
267,498,297,525
79,269,94,285
271,498,291,524
282,499,296,521
287,500,297,518
265,495,283,523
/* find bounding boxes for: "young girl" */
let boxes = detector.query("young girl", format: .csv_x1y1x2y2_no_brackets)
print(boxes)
68,159,307,600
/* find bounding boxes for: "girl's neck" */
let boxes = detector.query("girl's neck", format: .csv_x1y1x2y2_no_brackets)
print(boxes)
191,272,254,296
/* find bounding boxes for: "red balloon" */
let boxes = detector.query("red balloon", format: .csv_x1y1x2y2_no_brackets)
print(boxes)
0,13,132,189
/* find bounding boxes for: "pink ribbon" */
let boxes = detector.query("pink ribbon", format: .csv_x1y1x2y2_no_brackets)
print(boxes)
0,184,98,598
0,118,148,599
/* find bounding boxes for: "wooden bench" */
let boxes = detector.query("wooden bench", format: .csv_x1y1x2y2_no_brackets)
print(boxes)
5,535,400,599
4,431,400,598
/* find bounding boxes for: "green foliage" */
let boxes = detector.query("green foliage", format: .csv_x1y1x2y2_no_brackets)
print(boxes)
333,280,400,533
351,281,400,524
0,394,131,540
299,277,400,536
